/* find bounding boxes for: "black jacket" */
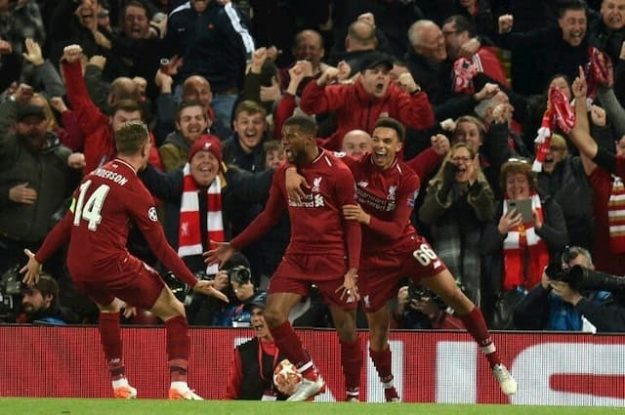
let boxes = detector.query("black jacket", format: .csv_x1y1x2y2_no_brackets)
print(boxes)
164,2,252,92
237,338,288,400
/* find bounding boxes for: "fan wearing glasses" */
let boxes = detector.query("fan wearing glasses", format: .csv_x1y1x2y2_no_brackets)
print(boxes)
419,142,495,307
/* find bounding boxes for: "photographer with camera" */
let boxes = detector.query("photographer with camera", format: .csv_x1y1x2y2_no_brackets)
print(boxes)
547,250,625,333
184,253,255,327
394,282,465,330
16,273,77,325
514,246,610,331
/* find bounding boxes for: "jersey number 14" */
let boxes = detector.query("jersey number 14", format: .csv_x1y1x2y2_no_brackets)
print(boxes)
73,180,110,231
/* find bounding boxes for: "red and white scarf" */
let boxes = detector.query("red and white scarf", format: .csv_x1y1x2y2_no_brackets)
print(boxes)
608,175,625,253
502,194,550,291
452,57,478,94
532,87,575,172
586,47,613,100
178,163,224,274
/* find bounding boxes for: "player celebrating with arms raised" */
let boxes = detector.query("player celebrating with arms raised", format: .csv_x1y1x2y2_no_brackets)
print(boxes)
206,115,363,402
21,121,227,400
289,117,517,400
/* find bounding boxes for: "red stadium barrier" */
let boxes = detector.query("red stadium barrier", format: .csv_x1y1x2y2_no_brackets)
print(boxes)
1,325,624,406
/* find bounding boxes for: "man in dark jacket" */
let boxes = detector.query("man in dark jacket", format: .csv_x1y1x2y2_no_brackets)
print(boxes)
0,104,76,275
406,19,501,122
497,1,590,94
139,135,272,274
164,0,255,126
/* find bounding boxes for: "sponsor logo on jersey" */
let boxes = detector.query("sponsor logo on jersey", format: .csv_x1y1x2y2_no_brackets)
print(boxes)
288,194,325,208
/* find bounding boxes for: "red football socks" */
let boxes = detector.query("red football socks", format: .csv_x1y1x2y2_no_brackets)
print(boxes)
459,307,501,368
164,316,190,382
270,321,312,372
340,337,362,393
369,345,393,384
99,312,124,380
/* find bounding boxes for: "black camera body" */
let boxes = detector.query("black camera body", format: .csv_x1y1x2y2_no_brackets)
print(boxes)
408,283,446,309
0,266,23,318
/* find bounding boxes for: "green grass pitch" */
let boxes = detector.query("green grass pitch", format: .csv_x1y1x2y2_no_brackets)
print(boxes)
1,399,624,415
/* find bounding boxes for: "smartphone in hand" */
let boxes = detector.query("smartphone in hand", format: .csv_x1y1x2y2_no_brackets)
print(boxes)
506,198,534,224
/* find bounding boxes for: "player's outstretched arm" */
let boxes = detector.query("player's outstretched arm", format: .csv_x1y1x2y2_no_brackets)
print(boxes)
193,280,229,302
20,212,73,286
203,241,235,266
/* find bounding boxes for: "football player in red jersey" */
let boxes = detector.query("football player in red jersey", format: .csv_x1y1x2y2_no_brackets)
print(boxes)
21,122,227,400
288,117,518,400
206,115,363,402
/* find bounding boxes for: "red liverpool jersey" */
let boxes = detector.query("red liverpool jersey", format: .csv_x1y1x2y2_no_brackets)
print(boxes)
231,149,361,269
36,159,198,286
342,153,421,254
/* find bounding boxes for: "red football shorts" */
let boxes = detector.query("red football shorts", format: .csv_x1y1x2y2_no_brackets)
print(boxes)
269,253,357,311
73,255,165,310
359,235,446,313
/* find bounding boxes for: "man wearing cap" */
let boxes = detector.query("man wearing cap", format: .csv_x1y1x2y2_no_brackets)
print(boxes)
299,51,435,151
0,104,75,276
224,291,291,400
139,135,274,274
17,274,77,325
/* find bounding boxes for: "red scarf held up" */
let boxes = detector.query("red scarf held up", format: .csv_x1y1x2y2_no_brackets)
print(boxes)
532,87,575,172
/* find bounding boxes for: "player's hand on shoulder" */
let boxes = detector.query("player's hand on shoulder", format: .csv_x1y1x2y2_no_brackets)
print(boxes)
203,241,234,266
193,279,229,302
285,166,310,204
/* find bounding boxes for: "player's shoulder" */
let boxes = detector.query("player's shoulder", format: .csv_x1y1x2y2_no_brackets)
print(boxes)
322,150,352,172
395,160,420,186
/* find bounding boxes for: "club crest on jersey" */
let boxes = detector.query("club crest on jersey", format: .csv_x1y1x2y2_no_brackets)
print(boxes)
312,177,323,193
148,207,158,222
385,186,397,211
387,185,397,201
357,180,369,188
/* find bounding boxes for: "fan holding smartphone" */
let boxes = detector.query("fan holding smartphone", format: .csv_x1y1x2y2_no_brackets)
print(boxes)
495,160,568,294
505,198,534,224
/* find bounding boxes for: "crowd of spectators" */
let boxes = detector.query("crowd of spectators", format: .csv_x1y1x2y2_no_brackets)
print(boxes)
2,0,625,333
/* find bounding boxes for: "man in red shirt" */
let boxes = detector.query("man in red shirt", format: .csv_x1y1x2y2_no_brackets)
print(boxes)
21,122,226,400
289,118,517,400
299,52,435,151
206,115,362,402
